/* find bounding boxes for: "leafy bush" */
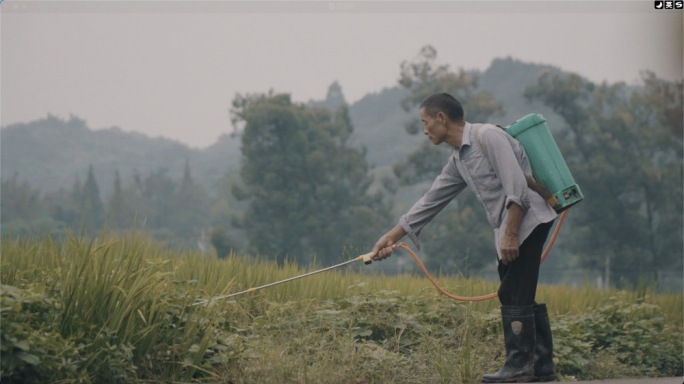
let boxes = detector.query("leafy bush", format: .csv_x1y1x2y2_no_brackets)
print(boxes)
553,293,683,380
1,284,87,383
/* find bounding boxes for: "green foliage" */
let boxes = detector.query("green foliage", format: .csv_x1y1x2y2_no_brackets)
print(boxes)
215,291,499,383
0,235,228,383
1,284,87,383
398,45,504,126
1,235,682,383
552,294,683,379
106,170,129,228
1,114,237,250
210,227,237,259
0,173,45,225
80,164,105,232
4,160,214,250
231,92,391,265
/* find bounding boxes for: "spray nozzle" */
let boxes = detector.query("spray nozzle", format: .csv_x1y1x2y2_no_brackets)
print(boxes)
358,252,374,265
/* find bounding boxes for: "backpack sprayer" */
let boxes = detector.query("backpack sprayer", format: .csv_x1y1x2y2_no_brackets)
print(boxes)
193,114,582,306
506,113,583,212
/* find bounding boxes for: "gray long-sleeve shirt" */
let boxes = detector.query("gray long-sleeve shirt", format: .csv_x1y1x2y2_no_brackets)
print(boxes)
399,122,557,260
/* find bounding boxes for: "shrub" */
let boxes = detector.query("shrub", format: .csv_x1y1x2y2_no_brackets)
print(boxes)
1,284,87,383
553,294,683,379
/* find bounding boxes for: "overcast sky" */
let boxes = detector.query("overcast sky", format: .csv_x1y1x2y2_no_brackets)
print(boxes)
2,1,682,148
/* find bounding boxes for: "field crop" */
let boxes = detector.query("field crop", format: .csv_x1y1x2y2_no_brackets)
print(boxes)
1,234,682,383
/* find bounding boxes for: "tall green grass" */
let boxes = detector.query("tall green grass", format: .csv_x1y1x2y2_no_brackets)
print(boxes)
1,233,682,383
1,234,216,382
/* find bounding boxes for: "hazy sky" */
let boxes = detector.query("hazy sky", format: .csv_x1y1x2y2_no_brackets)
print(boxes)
2,1,682,148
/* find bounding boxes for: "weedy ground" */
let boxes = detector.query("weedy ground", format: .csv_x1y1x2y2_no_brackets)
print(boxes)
1,234,682,383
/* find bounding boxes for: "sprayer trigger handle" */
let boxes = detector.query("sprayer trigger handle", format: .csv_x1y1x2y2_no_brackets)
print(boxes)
359,252,374,265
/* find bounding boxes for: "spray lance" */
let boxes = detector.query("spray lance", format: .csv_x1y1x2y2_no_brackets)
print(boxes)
192,114,581,306
191,252,376,306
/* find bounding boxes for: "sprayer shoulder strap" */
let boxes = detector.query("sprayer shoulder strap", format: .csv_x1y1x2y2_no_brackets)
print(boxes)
472,124,511,167
473,125,557,207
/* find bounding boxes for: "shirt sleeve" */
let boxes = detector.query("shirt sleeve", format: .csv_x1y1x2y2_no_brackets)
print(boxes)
480,127,530,212
399,155,467,249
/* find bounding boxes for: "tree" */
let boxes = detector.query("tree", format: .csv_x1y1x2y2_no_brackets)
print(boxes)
0,175,74,237
168,159,209,242
210,228,238,259
80,165,104,233
525,70,683,287
46,186,80,231
140,168,177,229
106,170,129,228
231,92,391,265
393,46,505,275
0,173,45,225
209,169,247,252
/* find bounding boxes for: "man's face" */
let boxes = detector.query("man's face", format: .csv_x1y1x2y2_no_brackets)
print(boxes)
420,108,447,145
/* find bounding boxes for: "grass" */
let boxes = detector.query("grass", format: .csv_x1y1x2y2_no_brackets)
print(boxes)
1,233,682,383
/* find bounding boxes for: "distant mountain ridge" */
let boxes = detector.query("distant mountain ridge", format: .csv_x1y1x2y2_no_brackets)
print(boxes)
1,115,242,198
1,57,567,198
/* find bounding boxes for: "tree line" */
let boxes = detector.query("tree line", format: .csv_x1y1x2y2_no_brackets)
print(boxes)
2,46,682,289
2,162,217,249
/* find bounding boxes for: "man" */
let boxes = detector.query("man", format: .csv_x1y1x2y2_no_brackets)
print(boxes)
371,93,558,383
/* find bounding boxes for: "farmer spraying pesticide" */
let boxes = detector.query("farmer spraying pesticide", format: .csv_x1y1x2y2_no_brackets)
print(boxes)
370,93,563,383
193,91,580,382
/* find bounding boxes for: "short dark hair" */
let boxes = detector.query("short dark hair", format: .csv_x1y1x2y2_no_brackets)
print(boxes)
419,93,464,122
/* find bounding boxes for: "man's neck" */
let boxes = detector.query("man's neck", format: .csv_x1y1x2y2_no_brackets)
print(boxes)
445,121,466,149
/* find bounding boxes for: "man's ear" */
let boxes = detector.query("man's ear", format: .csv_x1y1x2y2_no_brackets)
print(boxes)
437,111,447,125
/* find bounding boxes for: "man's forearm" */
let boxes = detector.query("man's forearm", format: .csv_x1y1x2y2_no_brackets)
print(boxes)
505,203,524,237
378,224,407,248
499,202,524,265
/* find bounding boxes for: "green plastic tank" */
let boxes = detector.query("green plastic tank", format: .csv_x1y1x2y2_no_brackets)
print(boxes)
506,114,583,212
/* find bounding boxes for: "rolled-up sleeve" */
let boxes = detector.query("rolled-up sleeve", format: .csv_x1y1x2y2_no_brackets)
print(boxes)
399,155,467,249
481,128,530,212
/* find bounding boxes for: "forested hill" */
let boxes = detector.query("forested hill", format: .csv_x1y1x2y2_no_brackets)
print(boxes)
1,115,242,198
1,57,562,197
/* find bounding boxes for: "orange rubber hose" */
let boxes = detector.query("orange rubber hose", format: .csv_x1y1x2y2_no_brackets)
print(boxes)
397,209,569,302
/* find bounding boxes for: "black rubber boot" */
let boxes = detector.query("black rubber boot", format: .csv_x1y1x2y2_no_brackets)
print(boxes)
533,304,556,382
482,305,536,383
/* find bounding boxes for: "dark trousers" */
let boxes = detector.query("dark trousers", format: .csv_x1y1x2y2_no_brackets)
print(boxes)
497,221,554,306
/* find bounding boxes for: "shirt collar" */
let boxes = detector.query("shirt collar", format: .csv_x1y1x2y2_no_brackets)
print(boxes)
461,122,473,148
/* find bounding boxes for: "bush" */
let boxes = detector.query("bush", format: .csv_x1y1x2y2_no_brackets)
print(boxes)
1,284,87,383
553,293,683,380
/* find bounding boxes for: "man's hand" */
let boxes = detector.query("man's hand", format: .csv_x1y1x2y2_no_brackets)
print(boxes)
500,203,523,265
371,238,396,261
370,224,407,261
499,232,520,265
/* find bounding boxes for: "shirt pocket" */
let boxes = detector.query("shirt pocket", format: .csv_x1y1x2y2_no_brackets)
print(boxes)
461,147,497,191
